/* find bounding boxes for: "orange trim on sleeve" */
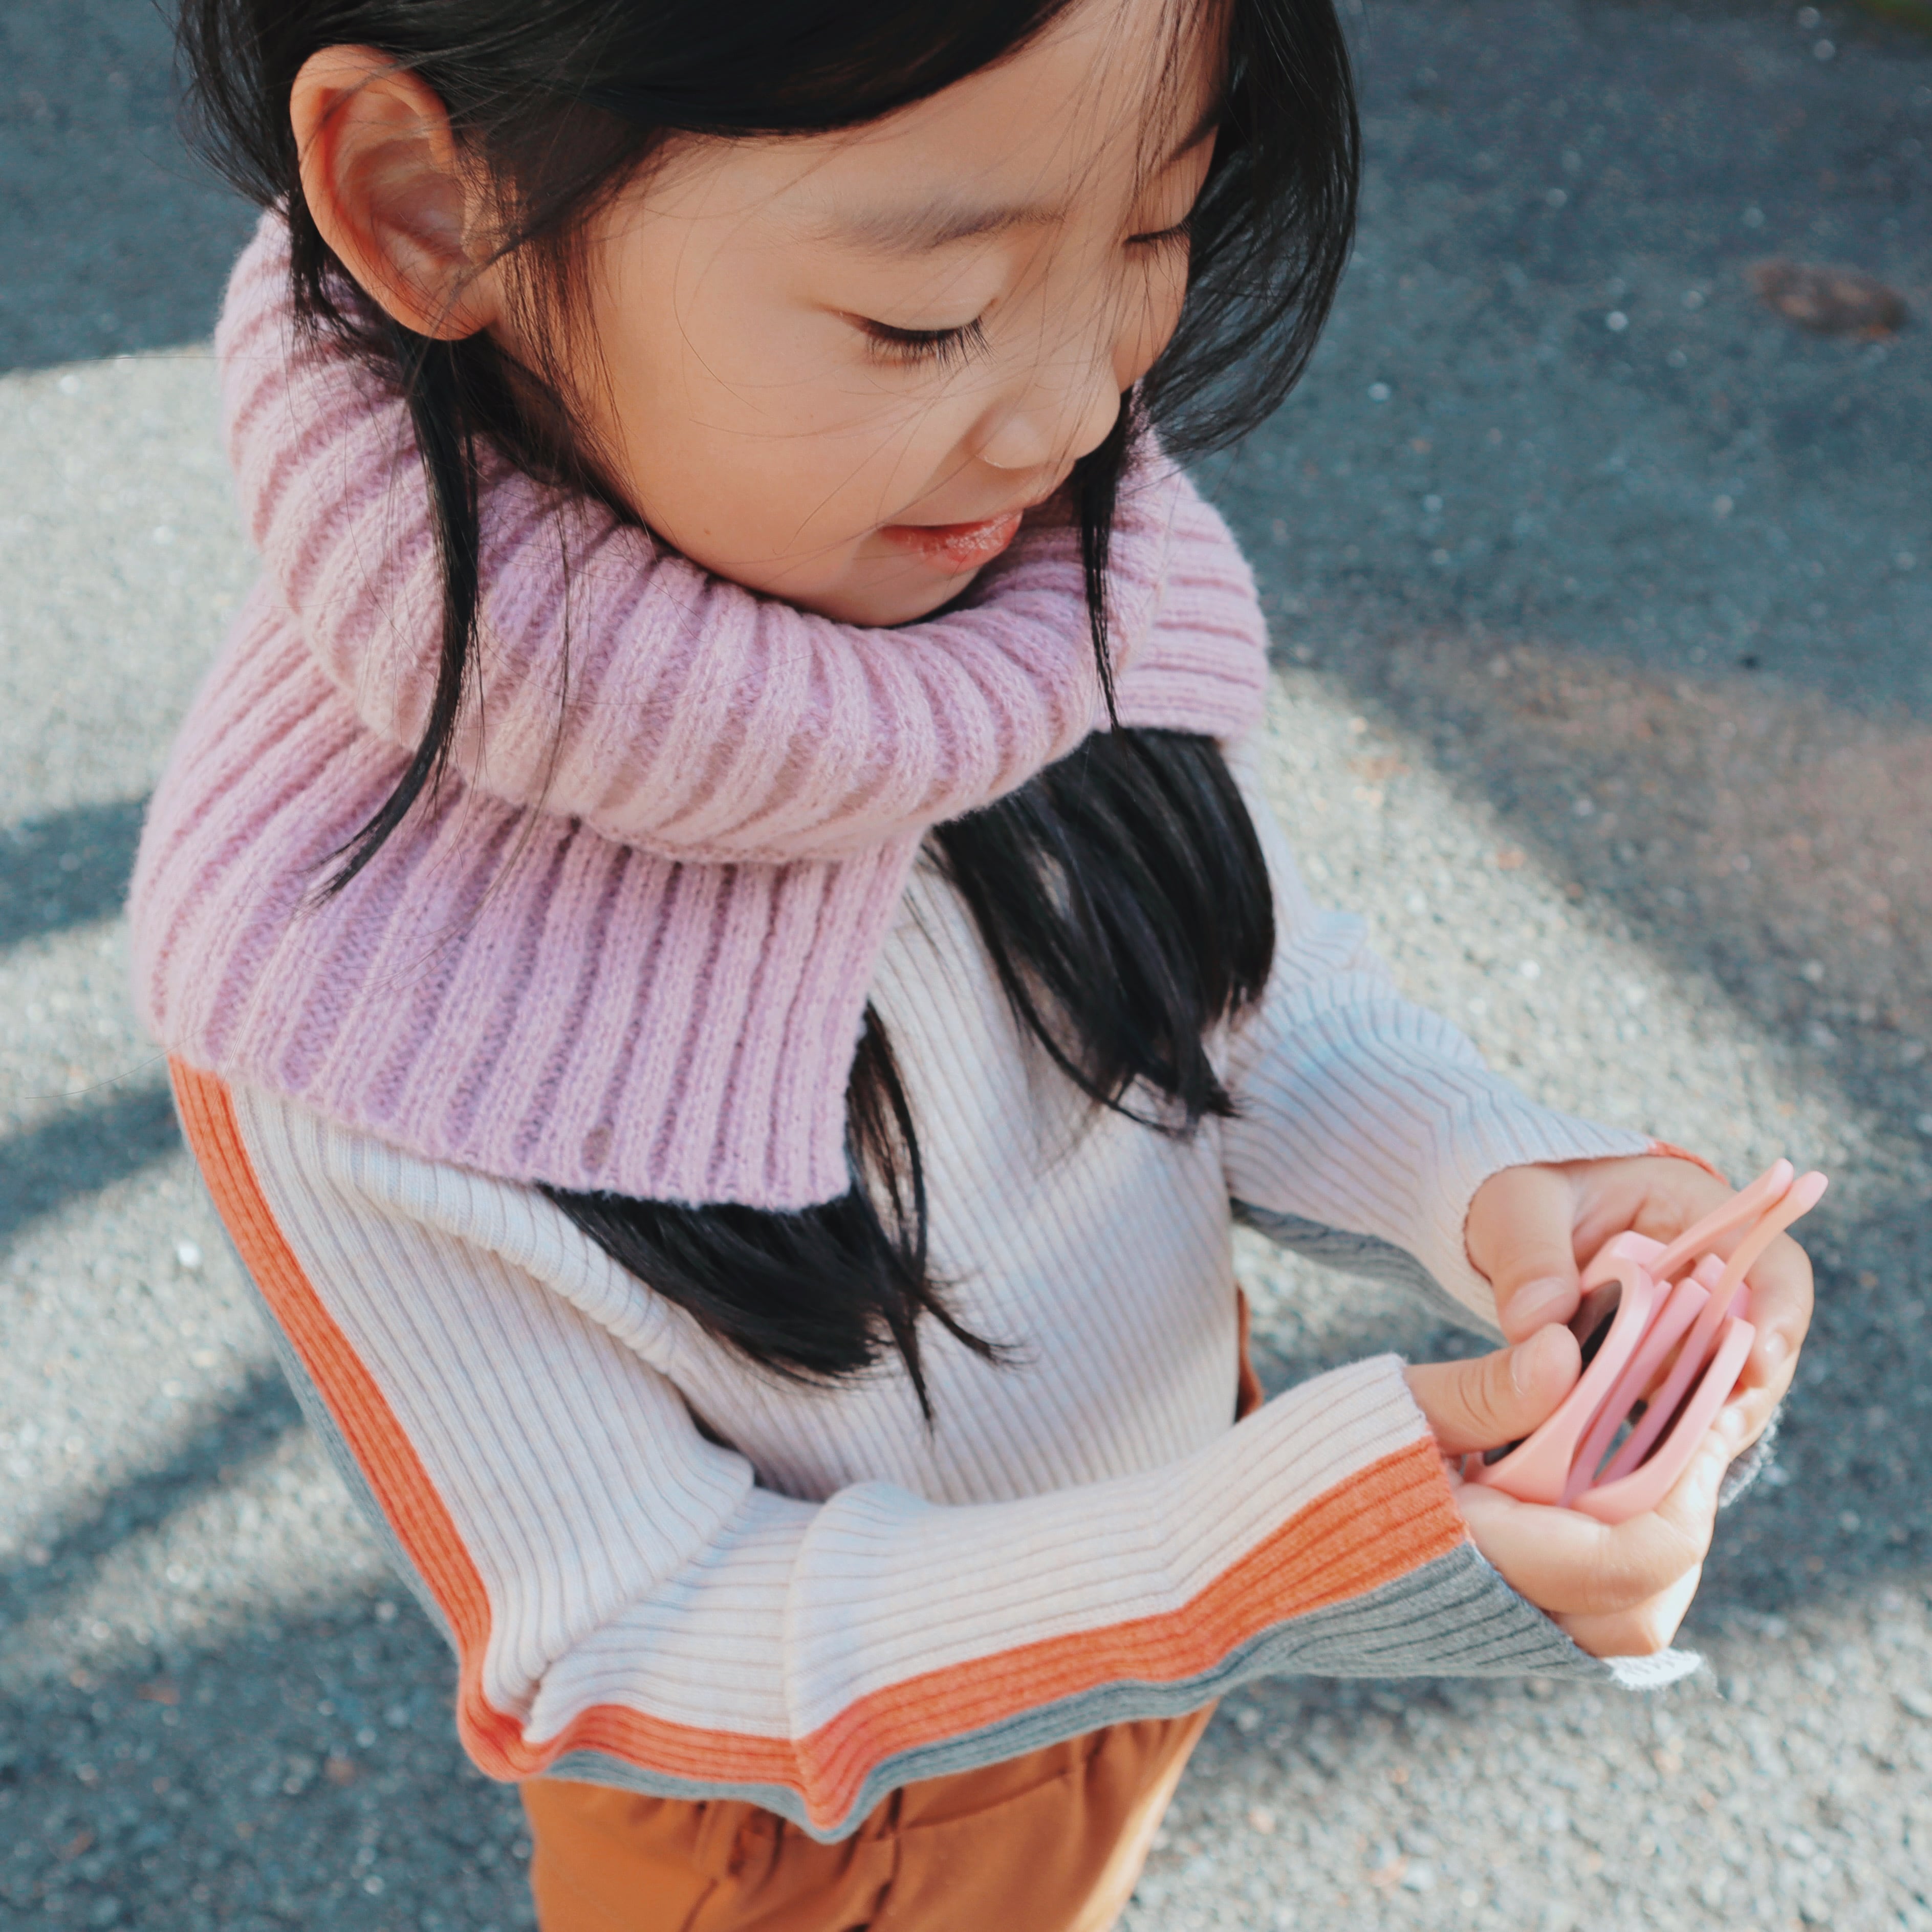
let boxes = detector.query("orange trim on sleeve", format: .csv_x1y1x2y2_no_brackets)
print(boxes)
800,1432,1462,1811
170,1057,1468,1832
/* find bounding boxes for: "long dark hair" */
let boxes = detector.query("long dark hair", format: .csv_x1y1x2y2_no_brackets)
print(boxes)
178,0,1357,1413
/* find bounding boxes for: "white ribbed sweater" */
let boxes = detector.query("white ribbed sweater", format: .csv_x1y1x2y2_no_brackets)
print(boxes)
169,764,1690,1842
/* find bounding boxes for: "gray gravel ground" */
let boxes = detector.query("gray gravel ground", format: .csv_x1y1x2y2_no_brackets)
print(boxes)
2,2,1929,1928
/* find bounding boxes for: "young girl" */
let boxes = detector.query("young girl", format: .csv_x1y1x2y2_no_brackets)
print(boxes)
136,0,1811,1924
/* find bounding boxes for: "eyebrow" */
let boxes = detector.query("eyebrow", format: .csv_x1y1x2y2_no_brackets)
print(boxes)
828,196,1062,253
818,103,1225,256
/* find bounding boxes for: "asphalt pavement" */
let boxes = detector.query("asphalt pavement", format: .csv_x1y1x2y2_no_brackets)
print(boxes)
2,2,1929,1928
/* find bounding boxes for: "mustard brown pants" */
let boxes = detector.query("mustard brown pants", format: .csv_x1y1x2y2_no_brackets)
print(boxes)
522,1705,1211,1932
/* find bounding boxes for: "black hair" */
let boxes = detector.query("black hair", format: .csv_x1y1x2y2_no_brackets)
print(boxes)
178,0,1357,1414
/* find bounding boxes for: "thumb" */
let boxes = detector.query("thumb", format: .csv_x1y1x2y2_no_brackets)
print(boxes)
1467,1163,1583,1340
1405,1325,1582,1457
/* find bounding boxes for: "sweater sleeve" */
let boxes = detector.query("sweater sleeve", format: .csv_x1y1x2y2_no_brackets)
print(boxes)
1222,766,1650,1335
171,1062,1674,1841
216,219,1262,865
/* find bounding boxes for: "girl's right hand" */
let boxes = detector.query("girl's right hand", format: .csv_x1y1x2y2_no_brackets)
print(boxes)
1403,1330,1736,1658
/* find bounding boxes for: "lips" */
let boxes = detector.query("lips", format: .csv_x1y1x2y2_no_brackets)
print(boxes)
878,510,1025,574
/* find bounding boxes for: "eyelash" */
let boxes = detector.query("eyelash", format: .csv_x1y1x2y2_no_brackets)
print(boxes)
1128,212,1196,254
858,215,1196,370
860,315,992,372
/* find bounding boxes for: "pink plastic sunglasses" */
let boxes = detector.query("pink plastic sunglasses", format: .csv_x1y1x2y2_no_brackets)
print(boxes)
1464,1159,1826,1524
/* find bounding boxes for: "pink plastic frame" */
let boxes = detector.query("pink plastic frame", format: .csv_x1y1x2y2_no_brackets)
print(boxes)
1464,1160,1826,1524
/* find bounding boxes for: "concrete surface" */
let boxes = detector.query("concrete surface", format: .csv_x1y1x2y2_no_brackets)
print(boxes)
1,2,1928,1928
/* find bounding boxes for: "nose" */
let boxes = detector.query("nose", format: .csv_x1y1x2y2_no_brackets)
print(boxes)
970,350,1123,474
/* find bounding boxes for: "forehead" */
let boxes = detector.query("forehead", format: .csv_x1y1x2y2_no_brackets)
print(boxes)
651,0,1222,241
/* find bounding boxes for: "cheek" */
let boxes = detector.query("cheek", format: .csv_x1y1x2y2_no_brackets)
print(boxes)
574,231,992,577
649,397,960,562
578,284,884,553
591,338,975,593
652,387,970,558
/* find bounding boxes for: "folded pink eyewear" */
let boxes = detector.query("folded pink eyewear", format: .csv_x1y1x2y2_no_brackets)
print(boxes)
1464,1159,1826,1524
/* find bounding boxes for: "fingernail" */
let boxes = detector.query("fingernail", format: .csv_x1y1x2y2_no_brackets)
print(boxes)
1509,1276,1572,1331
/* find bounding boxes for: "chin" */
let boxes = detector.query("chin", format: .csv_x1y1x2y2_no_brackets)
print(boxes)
793,565,983,628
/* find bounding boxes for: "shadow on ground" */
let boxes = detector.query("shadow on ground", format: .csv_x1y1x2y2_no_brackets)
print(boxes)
0,1370,300,1636
1,798,149,949
0,1,254,372
0,1076,182,1253
0,1603,533,1931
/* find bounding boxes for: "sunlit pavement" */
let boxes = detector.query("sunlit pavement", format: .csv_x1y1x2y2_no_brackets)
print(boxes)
2,2,1929,1928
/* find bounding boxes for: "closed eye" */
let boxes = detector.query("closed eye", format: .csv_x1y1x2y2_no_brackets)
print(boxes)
859,316,991,372
1126,212,1195,252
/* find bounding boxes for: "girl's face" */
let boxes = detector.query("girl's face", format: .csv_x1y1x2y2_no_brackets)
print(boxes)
536,0,1220,624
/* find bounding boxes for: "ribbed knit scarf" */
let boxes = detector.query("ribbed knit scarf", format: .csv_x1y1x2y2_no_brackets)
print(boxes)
130,216,1271,1208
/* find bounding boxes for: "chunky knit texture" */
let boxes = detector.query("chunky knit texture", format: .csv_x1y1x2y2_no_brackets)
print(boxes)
129,216,1270,1207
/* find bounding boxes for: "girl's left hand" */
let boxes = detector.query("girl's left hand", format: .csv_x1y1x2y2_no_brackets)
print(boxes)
1464,1153,1815,1460
1404,1153,1815,1656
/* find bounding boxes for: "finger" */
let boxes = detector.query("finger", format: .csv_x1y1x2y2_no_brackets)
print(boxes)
1710,1339,1792,1459
1466,1164,1583,1339
1404,1326,1580,1456
1734,1226,1813,1394
1567,1154,1730,1260
1559,1564,1704,1659
1451,1424,1727,1616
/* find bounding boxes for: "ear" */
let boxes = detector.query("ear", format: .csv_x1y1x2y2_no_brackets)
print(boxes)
290,45,503,339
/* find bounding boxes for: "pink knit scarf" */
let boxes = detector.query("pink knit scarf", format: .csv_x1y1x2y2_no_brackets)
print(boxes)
130,216,1270,1207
